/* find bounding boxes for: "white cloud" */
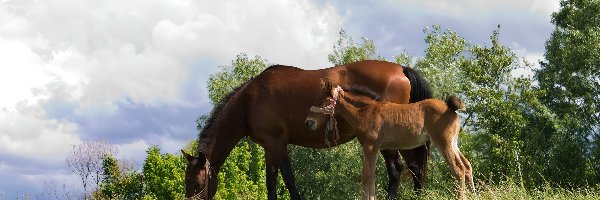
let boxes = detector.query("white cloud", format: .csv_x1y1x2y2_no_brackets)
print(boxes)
117,139,150,162
0,106,81,165
1,0,341,109
0,0,342,196
388,0,559,19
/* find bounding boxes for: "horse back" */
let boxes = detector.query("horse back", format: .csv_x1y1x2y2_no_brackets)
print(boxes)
343,60,410,103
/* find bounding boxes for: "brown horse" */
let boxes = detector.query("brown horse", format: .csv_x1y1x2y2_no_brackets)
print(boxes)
305,81,474,200
182,60,433,199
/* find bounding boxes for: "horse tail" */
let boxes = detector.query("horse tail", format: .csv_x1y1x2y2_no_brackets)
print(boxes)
403,67,433,103
402,66,433,190
445,95,466,111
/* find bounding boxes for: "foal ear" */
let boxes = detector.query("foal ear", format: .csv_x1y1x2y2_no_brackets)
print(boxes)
321,78,333,94
320,78,332,93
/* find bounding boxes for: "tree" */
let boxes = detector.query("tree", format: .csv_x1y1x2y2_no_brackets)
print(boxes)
328,29,385,65
38,179,78,200
415,25,468,99
536,0,600,185
458,28,536,184
206,53,268,104
65,140,117,199
96,155,144,200
142,146,186,199
412,25,565,189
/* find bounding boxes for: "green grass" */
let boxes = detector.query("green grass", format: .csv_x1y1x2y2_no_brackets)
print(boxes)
387,180,600,200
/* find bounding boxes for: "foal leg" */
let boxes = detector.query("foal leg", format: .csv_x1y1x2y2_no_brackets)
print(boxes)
278,147,302,200
439,147,466,200
361,144,380,200
381,150,402,199
458,152,475,193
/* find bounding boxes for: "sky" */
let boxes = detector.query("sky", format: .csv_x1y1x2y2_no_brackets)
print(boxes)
0,0,559,198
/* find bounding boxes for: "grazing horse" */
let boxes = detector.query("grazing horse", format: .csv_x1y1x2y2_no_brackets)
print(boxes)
182,60,432,199
305,81,474,200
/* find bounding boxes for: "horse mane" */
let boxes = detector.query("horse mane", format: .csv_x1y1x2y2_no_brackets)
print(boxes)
265,64,303,71
197,78,252,154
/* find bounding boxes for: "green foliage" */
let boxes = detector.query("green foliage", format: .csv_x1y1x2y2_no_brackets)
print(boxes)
206,53,268,105
142,146,185,200
459,28,533,182
416,12,598,189
328,29,385,65
536,0,599,186
214,140,269,199
415,25,468,99
290,141,393,199
97,155,144,200
96,148,187,200
394,50,414,67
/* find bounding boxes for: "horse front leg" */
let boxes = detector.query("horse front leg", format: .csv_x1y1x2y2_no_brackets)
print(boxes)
265,151,280,200
381,149,402,199
362,144,380,200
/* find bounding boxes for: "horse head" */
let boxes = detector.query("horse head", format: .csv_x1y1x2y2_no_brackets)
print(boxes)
182,150,215,200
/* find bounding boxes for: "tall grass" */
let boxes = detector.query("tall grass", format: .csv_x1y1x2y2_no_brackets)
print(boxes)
388,179,600,200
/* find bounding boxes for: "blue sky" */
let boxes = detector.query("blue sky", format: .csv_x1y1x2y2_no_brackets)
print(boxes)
0,0,559,198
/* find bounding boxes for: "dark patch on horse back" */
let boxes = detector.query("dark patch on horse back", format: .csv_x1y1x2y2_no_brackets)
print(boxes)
345,85,382,101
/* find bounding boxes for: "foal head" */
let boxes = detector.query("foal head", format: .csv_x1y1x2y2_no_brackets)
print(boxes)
304,78,343,131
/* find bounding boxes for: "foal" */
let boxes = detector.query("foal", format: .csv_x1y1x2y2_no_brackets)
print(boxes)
305,80,474,200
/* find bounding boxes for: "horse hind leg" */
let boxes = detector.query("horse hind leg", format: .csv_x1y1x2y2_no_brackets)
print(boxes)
381,149,402,199
401,141,430,193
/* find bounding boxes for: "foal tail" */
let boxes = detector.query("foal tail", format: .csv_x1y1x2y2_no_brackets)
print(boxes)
446,95,466,111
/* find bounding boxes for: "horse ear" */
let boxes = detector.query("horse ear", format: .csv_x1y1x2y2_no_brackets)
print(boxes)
181,149,195,162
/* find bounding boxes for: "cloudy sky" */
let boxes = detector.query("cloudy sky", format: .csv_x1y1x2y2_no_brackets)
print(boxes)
0,0,559,198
